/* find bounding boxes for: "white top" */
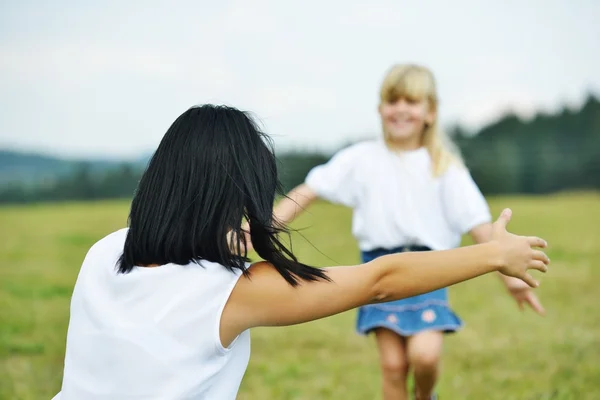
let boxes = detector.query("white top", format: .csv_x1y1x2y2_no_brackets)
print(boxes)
305,140,491,251
52,229,250,400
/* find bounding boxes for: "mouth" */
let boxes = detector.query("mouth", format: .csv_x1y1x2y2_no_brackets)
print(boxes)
389,118,412,128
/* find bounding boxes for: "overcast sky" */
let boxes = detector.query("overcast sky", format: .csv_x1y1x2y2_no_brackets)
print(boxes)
1,0,599,159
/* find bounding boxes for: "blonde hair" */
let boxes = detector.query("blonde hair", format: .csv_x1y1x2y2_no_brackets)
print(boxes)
379,64,463,176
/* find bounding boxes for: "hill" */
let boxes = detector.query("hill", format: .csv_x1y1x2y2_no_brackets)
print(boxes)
0,150,151,185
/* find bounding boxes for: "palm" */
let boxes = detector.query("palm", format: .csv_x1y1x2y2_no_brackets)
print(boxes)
508,285,545,315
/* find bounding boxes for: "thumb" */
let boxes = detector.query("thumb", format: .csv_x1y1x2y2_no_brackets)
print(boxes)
494,208,513,230
526,294,546,316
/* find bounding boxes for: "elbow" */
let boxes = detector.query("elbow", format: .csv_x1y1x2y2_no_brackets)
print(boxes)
369,259,395,304
368,254,419,304
370,290,392,304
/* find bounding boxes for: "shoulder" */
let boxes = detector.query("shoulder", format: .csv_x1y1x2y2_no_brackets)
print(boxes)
331,140,384,164
440,163,486,199
340,139,382,155
85,228,128,259
95,228,128,248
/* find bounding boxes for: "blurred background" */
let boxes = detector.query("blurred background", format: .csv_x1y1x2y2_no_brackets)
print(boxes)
1,1,599,399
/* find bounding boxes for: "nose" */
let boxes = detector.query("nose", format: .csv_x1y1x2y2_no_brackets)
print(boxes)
393,98,409,112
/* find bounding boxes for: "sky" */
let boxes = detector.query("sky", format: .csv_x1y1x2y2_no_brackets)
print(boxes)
1,0,599,160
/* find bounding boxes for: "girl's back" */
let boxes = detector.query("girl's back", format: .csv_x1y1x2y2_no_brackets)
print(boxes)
51,104,549,400
55,229,250,399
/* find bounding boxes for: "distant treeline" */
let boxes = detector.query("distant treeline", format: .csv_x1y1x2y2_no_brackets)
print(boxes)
0,163,141,204
0,95,598,204
452,94,600,194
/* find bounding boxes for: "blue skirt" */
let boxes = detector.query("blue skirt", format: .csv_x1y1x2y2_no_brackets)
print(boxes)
356,246,463,337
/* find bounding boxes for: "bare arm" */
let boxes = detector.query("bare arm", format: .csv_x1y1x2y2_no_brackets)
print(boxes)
471,222,510,281
221,209,549,346
240,184,318,250
273,184,318,225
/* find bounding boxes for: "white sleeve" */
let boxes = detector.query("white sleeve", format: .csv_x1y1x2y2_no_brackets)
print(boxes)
442,165,492,234
304,145,360,207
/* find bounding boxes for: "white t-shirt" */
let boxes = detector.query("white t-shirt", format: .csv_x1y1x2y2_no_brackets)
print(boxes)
52,228,250,400
305,140,491,251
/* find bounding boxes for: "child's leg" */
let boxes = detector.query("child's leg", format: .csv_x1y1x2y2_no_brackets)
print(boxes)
406,330,443,400
374,328,410,400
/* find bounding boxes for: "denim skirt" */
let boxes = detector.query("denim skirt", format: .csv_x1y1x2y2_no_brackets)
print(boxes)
356,245,463,337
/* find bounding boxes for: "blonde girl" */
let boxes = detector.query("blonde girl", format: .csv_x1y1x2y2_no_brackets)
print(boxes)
264,64,545,399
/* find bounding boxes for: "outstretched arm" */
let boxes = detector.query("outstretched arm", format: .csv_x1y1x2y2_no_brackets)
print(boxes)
221,209,549,346
273,184,318,225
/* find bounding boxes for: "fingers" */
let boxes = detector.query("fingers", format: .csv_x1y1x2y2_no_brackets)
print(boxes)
529,260,548,273
532,250,550,265
525,293,546,316
527,236,548,248
519,273,539,288
494,208,512,229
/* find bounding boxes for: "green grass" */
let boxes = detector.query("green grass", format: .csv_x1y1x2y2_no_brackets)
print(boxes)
1,193,599,399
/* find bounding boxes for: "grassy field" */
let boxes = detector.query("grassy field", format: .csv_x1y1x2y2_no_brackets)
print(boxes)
0,192,599,399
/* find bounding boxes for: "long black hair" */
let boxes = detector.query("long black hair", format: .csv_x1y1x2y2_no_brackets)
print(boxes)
117,104,328,286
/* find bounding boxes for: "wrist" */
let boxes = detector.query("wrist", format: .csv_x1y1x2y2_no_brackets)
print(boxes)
484,241,505,272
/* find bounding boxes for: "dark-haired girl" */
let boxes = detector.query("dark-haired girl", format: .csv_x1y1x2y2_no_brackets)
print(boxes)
52,105,549,400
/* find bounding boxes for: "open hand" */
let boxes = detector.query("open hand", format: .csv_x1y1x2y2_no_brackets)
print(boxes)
491,209,550,288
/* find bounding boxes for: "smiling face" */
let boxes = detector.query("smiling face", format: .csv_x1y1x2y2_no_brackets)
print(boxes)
378,64,438,149
378,96,433,145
